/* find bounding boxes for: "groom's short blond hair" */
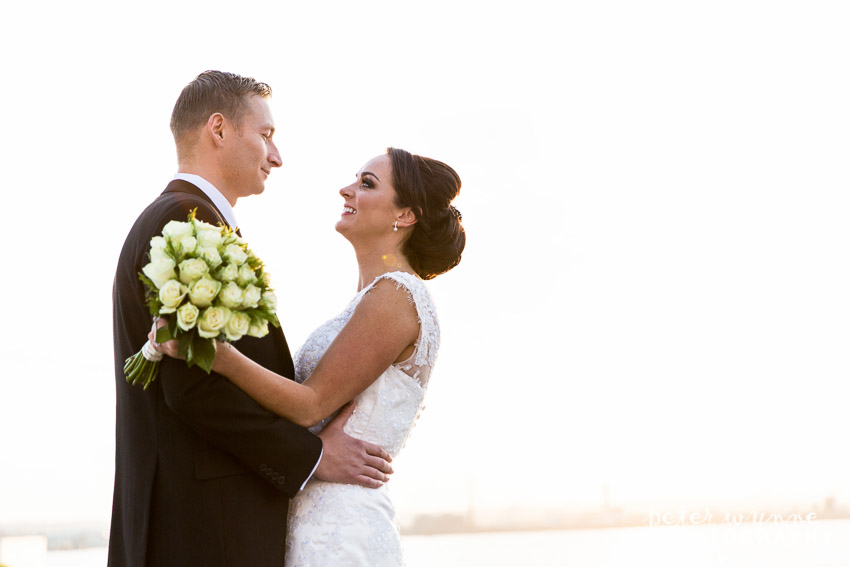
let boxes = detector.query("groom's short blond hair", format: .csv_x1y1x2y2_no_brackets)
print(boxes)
170,70,272,154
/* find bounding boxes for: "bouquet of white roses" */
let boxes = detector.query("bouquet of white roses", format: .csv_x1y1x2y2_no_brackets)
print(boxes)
124,209,279,389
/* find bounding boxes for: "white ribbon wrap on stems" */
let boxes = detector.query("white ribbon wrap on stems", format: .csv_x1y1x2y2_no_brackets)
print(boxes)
141,339,164,362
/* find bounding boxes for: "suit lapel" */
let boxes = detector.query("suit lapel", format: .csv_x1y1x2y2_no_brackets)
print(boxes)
161,179,231,228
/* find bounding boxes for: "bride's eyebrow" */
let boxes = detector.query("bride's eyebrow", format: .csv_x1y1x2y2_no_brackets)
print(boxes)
359,171,380,181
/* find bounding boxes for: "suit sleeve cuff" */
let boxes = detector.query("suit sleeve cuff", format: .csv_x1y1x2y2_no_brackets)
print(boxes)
301,448,322,490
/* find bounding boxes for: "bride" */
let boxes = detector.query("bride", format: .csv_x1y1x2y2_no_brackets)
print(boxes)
151,147,465,566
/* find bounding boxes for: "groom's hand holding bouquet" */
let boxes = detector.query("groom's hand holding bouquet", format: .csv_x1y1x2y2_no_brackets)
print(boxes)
124,209,279,389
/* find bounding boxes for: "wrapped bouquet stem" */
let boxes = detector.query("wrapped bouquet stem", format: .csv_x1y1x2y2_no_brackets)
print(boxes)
124,209,279,390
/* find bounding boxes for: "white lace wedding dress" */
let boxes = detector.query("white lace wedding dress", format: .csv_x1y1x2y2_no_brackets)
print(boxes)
284,271,439,567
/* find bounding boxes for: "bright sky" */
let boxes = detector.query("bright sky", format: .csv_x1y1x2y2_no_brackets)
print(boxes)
1,1,849,526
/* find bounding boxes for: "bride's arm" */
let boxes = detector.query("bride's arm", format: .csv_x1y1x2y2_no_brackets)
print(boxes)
157,279,419,428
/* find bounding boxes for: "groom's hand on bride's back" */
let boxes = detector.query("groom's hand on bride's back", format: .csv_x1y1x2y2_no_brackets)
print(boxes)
315,402,394,488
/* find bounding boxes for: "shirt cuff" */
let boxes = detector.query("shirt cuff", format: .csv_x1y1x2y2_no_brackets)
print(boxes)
301,448,322,491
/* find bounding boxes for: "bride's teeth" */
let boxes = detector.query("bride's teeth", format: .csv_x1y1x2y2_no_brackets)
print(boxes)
344,207,356,214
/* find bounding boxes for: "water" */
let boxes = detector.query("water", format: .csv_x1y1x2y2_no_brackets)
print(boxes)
404,520,850,567
46,520,850,566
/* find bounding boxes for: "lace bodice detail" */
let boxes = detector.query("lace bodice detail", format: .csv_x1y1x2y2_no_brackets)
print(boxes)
292,271,439,456
286,272,439,566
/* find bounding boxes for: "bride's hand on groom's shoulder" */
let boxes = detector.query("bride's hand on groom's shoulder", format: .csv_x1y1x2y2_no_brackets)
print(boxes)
315,403,394,489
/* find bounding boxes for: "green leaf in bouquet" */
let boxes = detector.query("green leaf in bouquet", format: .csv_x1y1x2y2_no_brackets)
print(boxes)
139,272,157,291
155,324,173,344
191,334,216,374
177,329,193,359
138,272,164,316
248,308,280,327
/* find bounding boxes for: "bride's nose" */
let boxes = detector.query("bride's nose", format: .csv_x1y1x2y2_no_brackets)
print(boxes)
339,185,354,198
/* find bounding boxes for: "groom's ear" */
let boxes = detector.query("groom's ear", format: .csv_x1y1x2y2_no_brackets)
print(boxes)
207,113,226,147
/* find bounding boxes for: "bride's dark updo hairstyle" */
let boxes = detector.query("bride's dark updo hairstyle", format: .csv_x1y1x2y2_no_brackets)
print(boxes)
387,147,465,280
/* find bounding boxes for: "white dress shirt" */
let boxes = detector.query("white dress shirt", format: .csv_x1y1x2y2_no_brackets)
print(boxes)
173,173,239,230
172,172,322,490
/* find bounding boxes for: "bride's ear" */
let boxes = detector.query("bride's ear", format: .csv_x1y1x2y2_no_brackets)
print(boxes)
396,208,417,230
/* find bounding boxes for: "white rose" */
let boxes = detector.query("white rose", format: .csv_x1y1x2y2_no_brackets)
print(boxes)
242,284,262,309
158,279,188,313
177,235,198,256
195,223,223,248
162,220,194,244
223,243,248,266
198,246,223,268
150,246,172,264
218,282,244,309
260,271,272,286
197,306,230,339
261,290,277,312
188,277,222,307
224,311,251,341
178,258,209,284
142,258,177,289
217,263,239,282
150,236,171,262
247,319,269,338
193,219,220,233
237,264,258,286
176,302,200,331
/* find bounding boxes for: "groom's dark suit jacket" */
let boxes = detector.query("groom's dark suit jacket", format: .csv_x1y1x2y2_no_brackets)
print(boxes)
109,180,322,567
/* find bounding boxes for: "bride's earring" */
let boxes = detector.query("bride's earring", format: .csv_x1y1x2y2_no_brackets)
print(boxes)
393,221,398,232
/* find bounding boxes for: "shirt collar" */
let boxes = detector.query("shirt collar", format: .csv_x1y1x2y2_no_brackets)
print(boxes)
172,173,239,230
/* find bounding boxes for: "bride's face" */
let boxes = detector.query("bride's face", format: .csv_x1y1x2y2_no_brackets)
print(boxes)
336,155,404,239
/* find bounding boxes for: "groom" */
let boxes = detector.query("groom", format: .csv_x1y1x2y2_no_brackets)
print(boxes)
109,71,392,567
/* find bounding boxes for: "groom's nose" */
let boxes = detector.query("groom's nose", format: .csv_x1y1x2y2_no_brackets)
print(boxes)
268,142,282,168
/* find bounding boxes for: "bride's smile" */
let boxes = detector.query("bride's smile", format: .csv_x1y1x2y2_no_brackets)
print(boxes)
335,155,413,239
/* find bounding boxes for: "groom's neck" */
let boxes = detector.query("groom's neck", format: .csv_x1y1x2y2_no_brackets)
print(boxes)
177,162,238,207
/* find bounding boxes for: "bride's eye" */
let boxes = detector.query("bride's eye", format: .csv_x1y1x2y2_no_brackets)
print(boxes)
360,177,374,188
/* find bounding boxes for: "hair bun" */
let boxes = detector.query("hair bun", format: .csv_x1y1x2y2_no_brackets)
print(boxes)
387,148,466,280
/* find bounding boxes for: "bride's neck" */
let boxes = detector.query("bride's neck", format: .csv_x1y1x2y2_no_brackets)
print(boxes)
353,243,415,291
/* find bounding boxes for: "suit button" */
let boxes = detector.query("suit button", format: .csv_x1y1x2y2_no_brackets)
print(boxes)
260,464,269,472
271,472,280,480
277,477,286,485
